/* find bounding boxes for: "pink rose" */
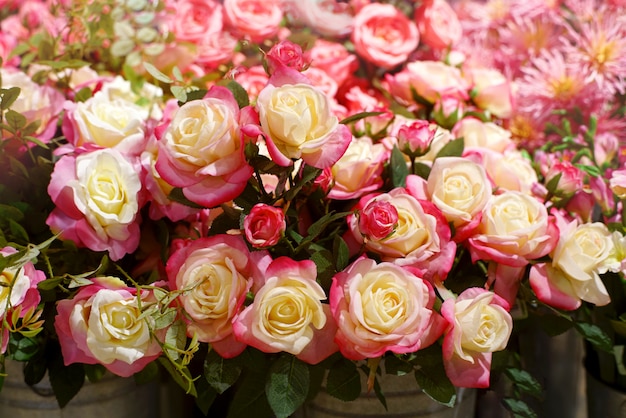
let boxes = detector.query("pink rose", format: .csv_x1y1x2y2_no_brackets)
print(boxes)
166,235,263,358
610,167,626,199
233,257,338,364
155,86,256,208
330,257,446,359
256,67,352,169
352,3,419,70
308,39,359,87
243,204,286,248
0,246,45,353
396,119,437,156
266,40,309,74
165,0,223,43
54,277,163,377
223,0,283,42
384,61,469,105
464,67,513,119
327,136,387,200
441,288,512,388
357,200,399,241
348,188,457,281
415,0,462,50
284,0,354,38
46,148,143,261
194,31,239,71
544,160,584,197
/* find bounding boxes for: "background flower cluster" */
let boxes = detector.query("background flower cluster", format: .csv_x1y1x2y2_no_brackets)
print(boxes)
0,0,625,417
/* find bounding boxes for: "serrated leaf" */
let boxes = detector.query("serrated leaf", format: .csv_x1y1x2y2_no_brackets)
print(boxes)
204,349,242,394
390,145,408,188
227,370,273,418
143,61,173,84
266,355,309,418
164,320,188,361
504,368,542,399
411,345,456,407
326,359,361,401
576,322,613,353
170,85,187,103
435,137,464,159
48,354,84,408
383,355,414,376
502,398,538,418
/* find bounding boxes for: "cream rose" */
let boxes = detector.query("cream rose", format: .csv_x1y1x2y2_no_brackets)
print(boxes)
427,156,491,227
441,288,512,388
233,257,338,364
453,117,513,153
256,82,352,168
468,190,558,267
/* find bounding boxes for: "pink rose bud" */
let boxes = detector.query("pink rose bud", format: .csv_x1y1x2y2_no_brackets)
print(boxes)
358,200,399,241
266,40,308,74
244,203,286,248
396,120,436,157
433,94,464,128
545,161,583,197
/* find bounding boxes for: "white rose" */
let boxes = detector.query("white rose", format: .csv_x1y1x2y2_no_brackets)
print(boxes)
553,223,617,304
453,118,513,153
452,291,512,360
100,75,163,120
71,148,142,240
257,83,349,167
81,289,153,365
73,91,148,155
0,266,30,317
427,156,491,226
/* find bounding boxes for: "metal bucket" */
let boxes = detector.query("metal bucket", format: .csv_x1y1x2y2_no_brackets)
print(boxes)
298,372,476,418
0,360,159,418
586,371,626,418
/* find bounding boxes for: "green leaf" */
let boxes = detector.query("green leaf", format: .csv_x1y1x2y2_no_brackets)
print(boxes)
8,334,40,361
326,358,361,401
0,204,24,222
167,188,205,209
195,376,217,415
504,368,542,399
545,172,562,194
283,166,322,202
204,349,243,394
576,322,613,353
8,218,28,242
435,137,464,159
1,87,21,110
575,163,601,178
502,398,538,418
227,370,273,418
164,320,188,361
84,364,106,383
74,87,93,102
48,354,85,408
225,80,250,109
134,361,159,385
310,249,335,285
413,162,431,180
411,345,456,407
390,145,408,188
333,235,349,271
383,355,414,376
5,109,26,130
143,61,173,84
266,355,309,418
339,111,384,125
170,85,187,103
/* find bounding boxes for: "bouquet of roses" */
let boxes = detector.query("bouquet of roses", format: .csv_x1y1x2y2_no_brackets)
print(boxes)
0,0,625,417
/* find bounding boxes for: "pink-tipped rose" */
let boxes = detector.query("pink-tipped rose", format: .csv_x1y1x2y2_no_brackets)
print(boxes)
415,0,462,51
233,257,338,364
441,288,512,388
357,200,399,241
330,257,446,360
54,276,163,377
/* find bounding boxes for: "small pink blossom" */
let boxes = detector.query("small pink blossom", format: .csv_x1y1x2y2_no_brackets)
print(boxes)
223,0,283,43
243,204,286,248
396,120,436,156
266,40,308,74
358,200,399,241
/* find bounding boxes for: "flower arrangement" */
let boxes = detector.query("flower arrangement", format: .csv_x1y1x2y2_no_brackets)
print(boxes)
0,0,625,417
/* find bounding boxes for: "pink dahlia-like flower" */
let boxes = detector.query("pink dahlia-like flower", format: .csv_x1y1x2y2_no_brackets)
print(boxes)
329,257,446,360
54,276,163,377
441,288,512,388
233,257,338,364
155,86,257,208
